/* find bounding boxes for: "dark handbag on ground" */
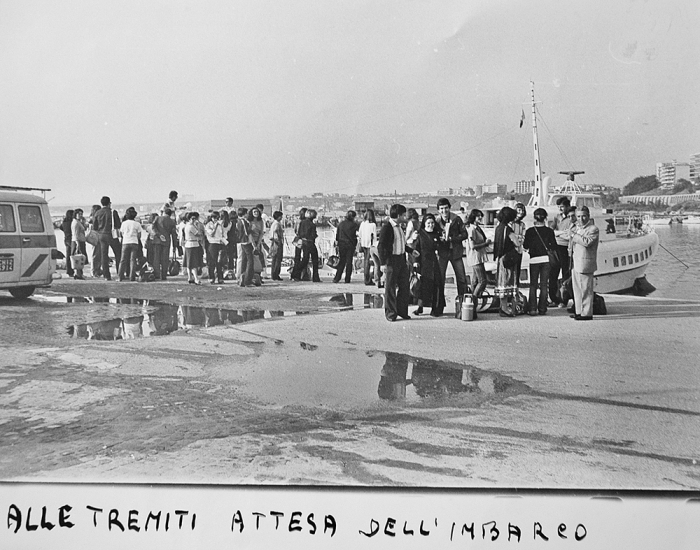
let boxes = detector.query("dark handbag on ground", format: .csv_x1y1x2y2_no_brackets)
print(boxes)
534,227,559,268
502,248,519,269
593,293,607,315
168,255,181,276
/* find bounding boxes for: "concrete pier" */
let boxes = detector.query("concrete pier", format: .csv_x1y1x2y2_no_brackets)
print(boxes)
1,274,699,489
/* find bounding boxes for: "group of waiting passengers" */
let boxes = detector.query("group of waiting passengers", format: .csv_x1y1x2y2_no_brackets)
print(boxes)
59,191,286,287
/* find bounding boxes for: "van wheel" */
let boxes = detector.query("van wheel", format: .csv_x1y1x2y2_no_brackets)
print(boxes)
9,286,35,299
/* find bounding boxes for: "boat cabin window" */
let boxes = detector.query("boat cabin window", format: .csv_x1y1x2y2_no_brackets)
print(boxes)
634,253,639,263
613,257,619,268
628,255,633,264
0,204,16,232
621,256,627,266
574,196,601,209
648,247,652,256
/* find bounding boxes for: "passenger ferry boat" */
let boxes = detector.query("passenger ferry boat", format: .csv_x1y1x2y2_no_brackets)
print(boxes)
475,82,659,295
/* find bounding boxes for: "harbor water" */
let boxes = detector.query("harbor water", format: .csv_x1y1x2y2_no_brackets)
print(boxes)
645,225,700,300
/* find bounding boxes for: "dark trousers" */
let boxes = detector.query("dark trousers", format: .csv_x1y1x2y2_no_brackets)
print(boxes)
152,244,169,280
109,238,122,273
97,234,112,279
438,254,468,297
384,254,410,321
238,243,254,286
529,261,551,314
207,243,225,282
119,243,140,281
549,245,571,303
225,240,237,271
333,242,355,282
270,242,283,279
64,243,74,276
293,241,320,281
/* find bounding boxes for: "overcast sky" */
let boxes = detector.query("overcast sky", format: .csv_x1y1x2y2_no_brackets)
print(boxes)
0,0,698,206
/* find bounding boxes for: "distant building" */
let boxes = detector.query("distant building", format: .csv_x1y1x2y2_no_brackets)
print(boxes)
656,162,676,186
690,153,700,183
513,180,534,194
482,184,507,195
354,200,375,214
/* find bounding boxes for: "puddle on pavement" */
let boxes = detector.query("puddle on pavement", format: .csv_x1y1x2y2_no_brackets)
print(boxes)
218,347,530,409
59,298,310,340
42,293,381,341
326,293,384,309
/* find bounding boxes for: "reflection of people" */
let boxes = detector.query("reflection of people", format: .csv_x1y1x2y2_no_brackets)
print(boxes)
122,317,143,339
377,352,411,400
150,304,178,335
411,365,465,398
570,206,600,321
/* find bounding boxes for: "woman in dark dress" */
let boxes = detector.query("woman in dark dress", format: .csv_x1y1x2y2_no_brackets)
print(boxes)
494,206,519,317
411,213,446,317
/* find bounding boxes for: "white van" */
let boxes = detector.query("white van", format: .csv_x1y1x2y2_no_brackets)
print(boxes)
0,186,58,298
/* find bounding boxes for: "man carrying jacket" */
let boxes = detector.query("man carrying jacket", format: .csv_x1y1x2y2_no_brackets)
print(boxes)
152,208,180,281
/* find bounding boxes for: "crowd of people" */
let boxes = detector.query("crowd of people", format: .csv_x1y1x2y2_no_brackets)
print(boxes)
58,191,600,321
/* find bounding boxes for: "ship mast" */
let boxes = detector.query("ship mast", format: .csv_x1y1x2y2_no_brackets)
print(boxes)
527,81,546,207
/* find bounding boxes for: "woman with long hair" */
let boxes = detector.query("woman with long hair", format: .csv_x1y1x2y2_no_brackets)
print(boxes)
405,208,420,249
493,206,519,317
512,202,527,284
465,209,492,310
411,213,446,317
70,209,88,280
247,206,265,286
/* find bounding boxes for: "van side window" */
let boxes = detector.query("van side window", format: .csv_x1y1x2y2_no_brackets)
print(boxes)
0,204,16,232
18,205,45,233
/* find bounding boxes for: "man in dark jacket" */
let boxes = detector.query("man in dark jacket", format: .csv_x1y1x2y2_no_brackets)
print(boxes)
378,204,417,322
435,197,469,298
332,210,358,283
291,209,321,282
152,208,179,280
92,196,114,280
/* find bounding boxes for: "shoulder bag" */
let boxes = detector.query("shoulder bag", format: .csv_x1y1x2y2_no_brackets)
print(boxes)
535,227,559,268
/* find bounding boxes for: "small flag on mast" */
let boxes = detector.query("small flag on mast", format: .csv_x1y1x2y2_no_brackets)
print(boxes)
519,109,526,128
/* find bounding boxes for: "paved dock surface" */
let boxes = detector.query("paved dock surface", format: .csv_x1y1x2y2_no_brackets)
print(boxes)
1,275,699,489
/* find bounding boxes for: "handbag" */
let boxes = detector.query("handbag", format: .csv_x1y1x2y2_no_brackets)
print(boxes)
292,236,303,249
168,255,181,276
534,227,559,268
85,226,99,247
409,272,421,298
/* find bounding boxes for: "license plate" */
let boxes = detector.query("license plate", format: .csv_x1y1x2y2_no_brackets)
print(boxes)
0,258,14,272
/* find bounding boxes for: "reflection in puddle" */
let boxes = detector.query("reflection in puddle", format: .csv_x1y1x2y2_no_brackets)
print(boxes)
378,351,516,401
228,347,530,409
328,293,384,309
65,299,305,340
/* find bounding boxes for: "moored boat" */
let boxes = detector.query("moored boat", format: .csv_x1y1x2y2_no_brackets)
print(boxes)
468,82,659,296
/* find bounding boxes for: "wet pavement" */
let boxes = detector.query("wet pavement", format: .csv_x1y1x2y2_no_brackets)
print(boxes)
1,276,700,488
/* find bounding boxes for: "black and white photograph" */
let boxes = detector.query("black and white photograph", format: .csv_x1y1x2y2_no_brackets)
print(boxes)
1,0,699,546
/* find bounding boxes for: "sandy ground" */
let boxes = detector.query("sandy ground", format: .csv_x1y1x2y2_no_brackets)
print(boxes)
1,270,699,489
